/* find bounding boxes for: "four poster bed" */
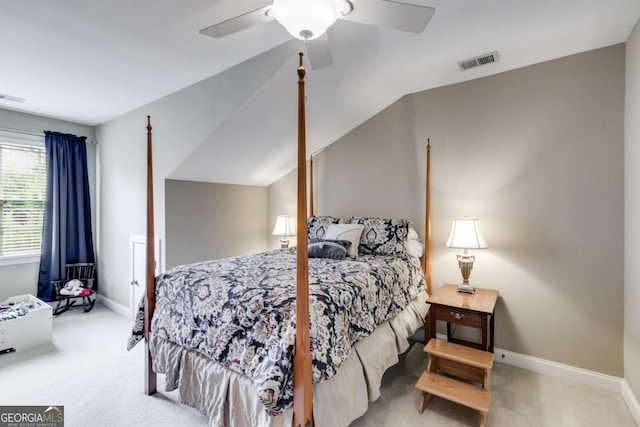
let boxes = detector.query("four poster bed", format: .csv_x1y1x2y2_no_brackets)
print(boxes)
128,53,433,427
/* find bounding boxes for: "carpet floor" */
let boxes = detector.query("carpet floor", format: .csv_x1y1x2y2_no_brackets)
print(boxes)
0,303,635,426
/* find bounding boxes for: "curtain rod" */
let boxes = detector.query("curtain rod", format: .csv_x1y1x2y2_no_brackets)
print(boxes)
0,125,98,144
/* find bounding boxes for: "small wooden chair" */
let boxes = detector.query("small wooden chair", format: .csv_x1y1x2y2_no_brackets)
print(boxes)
52,262,96,315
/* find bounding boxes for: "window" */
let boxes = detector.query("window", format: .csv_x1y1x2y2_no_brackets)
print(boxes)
0,140,46,259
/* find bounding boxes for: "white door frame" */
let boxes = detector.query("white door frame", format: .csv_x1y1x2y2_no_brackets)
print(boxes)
129,235,162,320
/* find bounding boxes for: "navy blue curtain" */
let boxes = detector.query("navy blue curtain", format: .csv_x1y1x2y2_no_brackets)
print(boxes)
37,131,95,302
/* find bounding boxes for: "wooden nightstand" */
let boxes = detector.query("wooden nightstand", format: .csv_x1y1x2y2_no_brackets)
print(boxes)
427,284,499,352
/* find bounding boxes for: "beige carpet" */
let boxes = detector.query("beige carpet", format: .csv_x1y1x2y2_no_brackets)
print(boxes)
0,303,635,427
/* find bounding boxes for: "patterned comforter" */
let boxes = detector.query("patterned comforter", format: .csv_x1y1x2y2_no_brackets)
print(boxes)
128,248,425,415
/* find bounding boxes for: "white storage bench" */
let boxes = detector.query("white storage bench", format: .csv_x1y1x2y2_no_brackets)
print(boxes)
0,294,53,354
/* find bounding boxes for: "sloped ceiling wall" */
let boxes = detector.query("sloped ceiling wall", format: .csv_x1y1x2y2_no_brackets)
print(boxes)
168,0,640,188
96,42,298,307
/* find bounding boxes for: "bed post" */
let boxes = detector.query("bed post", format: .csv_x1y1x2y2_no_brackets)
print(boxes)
423,138,436,342
425,138,432,295
144,115,157,395
309,154,314,217
293,52,313,427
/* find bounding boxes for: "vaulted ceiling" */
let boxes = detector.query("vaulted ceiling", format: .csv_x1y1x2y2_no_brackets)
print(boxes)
1,0,639,185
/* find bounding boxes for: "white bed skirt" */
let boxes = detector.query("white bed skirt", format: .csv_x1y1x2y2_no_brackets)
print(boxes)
150,291,429,427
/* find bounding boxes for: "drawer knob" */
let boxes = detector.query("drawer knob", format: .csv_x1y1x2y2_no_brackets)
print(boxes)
449,311,465,320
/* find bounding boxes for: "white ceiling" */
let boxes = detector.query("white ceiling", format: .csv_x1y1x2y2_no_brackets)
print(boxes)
1,0,639,185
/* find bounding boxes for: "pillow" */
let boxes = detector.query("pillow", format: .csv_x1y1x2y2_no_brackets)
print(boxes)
408,226,420,241
323,224,364,258
307,216,345,239
406,226,425,258
308,238,352,260
350,217,410,255
406,240,424,258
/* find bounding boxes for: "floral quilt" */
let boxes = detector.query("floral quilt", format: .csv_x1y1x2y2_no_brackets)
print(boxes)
128,248,425,415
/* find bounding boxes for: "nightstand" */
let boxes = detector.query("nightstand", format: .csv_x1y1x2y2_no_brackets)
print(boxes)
426,284,499,352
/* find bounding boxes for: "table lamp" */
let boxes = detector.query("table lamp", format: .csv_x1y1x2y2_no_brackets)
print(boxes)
445,218,488,293
272,215,296,248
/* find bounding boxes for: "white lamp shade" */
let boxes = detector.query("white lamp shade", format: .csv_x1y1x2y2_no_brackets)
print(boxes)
272,0,338,40
272,215,296,236
445,218,488,249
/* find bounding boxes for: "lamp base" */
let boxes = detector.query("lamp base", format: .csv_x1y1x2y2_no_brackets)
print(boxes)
456,254,476,293
280,239,290,249
457,281,476,294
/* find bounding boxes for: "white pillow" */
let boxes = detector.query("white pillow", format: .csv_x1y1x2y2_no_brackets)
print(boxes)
406,226,424,258
406,239,424,258
408,226,420,241
324,224,364,258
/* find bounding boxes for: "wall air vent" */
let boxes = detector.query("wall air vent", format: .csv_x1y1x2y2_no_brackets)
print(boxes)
458,51,500,71
0,93,26,103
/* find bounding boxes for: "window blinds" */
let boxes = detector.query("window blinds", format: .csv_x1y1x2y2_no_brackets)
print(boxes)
0,142,46,256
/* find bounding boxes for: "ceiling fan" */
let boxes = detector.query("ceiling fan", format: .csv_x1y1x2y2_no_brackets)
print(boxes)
199,0,435,70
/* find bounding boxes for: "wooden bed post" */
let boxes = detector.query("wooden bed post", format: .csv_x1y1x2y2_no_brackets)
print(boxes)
425,138,432,296
423,138,436,342
144,115,157,395
309,154,314,217
293,52,313,427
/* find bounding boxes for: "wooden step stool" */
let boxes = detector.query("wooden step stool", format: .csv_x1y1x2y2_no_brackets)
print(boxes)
415,339,494,427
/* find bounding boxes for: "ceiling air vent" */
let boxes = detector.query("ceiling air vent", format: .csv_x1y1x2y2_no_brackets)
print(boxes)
0,93,26,103
458,51,499,71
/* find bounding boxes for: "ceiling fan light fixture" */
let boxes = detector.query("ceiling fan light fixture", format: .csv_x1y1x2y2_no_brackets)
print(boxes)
336,0,353,16
272,0,338,41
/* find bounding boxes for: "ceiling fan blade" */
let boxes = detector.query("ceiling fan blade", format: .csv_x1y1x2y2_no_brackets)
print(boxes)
340,0,435,34
306,33,333,70
199,4,275,38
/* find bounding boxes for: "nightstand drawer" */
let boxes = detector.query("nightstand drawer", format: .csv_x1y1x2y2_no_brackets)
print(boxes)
435,307,482,328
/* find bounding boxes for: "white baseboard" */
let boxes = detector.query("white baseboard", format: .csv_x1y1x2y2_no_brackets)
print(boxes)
495,347,622,392
97,295,130,319
435,333,621,392
622,380,640,425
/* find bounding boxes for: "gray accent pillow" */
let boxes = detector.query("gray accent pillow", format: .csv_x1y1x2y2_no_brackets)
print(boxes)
308,238,352,260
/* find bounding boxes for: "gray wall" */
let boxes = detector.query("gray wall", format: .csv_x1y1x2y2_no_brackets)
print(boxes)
269,44,625,377
625,18,640,404
314,98,423,226
165,180,268,268
0,108,96,301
